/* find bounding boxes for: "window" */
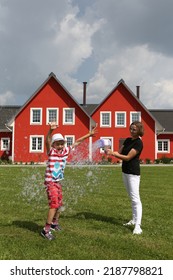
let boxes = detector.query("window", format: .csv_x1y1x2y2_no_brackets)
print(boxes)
46,108,59,125
30,108,42,125
115,112,126,127
1,138,10,151
157,140,170,153
65,135,75,147
30,136,44,152
63,108,75,125
130,111,141,123
100,112,111,127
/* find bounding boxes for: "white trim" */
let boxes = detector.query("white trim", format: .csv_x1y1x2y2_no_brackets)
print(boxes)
155,124,157,159
115,111,126,127
1,137,10,151
10,120,15,162
157,139,170,153
130,111,141,123
29,135,44,152
63,108,75,125
64,135,75,147
46,108,59,125
30,108,42,125
89,136,92,162
100,111,111,127
88,121,93,162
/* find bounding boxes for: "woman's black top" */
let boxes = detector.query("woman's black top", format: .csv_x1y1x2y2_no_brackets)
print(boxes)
121,137,143,175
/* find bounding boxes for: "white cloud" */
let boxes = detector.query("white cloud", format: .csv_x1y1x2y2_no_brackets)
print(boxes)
0,0,173,110
0,90,15,105
53,11,105,74
82,44,173,108
146,79,173,109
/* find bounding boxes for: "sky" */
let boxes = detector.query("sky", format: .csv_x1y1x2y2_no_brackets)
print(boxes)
1,0,173,109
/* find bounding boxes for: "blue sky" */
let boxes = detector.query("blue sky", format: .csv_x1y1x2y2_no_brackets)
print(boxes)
1,0,173,108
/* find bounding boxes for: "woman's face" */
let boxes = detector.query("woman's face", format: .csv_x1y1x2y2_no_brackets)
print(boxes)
130,124,139,139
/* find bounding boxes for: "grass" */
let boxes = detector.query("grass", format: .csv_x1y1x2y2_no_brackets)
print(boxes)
0,165,172,260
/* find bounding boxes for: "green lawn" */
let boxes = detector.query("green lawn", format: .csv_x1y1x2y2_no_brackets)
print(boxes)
0,165,172,260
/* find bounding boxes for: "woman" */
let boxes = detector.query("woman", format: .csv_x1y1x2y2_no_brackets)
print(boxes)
107,121,144,234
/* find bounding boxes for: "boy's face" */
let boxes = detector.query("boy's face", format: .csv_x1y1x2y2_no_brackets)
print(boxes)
52,140,65,151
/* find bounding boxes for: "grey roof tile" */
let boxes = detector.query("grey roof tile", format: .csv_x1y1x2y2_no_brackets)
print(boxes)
149,110,173,133
0,106,21,131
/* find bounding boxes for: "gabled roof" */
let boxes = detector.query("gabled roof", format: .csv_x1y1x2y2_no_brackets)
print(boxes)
0,106,21,131
8,72,93,126
89,79,164,133
149,109,173,134
2,75,173,134
80,104,98,115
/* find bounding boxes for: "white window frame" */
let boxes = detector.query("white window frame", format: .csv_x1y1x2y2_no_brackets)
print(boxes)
30,135,44,153
1,138,10,151
100,111,111,127
64,135,75,147
130,111,141,124
46,108,59,125
100,136,113,154
157,139,170,153
63,108,75,125
30,108,42,125
115,111,126,127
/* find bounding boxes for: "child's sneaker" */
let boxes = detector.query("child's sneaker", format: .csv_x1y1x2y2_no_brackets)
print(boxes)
123,220,135,226
51,224,62,231
41,229,55,240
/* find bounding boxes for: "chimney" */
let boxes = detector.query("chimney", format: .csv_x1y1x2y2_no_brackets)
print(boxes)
136,85,140,99
83,82,87,106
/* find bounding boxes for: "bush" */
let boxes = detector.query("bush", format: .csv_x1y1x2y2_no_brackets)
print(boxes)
145,158,151,164
160,156,173,164
154,159,160,164
0,158,12,165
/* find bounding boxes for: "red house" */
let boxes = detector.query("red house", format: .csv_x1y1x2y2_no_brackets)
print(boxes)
7,73,95,163
0,106,20,161
87,80,164,163
149,110,173,160
1,72,173,164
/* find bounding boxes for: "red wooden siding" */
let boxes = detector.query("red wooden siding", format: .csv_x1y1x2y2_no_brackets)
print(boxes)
91,83,156,162
157,134,173,159
13,77,91,163
1,74,173,164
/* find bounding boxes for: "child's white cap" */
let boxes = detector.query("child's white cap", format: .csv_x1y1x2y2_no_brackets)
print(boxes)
52,133,65,143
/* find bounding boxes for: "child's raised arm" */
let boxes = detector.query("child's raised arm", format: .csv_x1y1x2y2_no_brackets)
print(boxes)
46,122,58,153
72,125,98,148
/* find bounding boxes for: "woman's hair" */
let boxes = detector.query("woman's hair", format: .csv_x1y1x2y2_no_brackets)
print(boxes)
130,121,144,137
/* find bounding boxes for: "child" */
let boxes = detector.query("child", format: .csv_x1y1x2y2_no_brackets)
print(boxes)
41,122,97,240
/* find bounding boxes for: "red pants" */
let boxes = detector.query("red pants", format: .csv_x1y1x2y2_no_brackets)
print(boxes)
45,181,63,209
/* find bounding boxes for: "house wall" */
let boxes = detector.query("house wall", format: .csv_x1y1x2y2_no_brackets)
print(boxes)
0,132,12,160
157,134,173,159
91,83,156,162
4,76,173,164
13,77,90,163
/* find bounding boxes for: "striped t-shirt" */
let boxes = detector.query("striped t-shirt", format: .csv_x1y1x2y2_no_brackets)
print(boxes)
44,146,72,184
